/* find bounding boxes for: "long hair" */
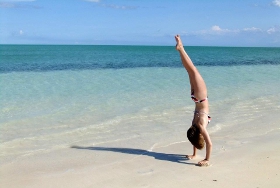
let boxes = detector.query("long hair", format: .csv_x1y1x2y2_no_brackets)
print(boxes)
187,125,205,150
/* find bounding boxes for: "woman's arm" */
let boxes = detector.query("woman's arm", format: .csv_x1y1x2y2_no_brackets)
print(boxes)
199,126,212,161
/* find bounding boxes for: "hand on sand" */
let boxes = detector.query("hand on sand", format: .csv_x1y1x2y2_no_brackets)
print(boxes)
175,35,183,51
198,159,210,167
186,155,196,159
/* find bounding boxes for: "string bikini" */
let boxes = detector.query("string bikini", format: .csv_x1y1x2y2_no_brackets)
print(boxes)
193,111,211,123
191,90,211,123
191,90,208,103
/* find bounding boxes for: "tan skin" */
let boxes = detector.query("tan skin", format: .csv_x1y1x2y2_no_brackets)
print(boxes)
175,35,212,166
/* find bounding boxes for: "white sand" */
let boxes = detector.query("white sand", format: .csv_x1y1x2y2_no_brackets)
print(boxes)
1,96,280,188
1,121,280,188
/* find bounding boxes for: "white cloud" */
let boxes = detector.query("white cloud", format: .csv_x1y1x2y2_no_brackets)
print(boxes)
0,0,36,8
84,0,100,3
211,25,233,33
241,26,279,35
83,0,137,10
0,0,41,9
272,0,280,7
183,25,280,38
243,27,262,32
0,2,15,7
19,30,25,36
211,25,222,31
266,27,277,34
101,4,137,10
181,26,239,37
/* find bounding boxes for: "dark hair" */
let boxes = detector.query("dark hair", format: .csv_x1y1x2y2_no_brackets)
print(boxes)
187,125,205,150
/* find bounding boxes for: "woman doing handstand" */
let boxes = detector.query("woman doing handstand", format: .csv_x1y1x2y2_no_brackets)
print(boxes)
175,35,212,167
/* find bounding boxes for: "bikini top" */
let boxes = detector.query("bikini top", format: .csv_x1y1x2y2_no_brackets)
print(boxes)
191,95,208,103
191,90,208,103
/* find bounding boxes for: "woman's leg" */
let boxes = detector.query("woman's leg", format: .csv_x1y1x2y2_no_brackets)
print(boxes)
175,35,207,99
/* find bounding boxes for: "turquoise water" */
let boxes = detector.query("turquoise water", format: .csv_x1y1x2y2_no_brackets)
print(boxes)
1,45,280,72
1,45,280,163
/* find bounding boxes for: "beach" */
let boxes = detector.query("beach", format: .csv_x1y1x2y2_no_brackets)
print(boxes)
1,111,280,188
1,45,280,187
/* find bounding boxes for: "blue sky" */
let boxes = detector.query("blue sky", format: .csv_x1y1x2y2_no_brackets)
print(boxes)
0,0,280,46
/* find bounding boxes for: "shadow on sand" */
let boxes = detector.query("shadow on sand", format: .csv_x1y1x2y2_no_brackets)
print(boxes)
71,146,197,165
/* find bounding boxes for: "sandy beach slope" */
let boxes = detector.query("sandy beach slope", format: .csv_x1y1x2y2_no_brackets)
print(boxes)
1,120,279,188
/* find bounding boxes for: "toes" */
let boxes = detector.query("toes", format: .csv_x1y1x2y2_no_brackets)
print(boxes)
198,161,210,167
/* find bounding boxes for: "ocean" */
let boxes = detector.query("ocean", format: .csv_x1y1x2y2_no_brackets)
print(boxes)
1,45,280,164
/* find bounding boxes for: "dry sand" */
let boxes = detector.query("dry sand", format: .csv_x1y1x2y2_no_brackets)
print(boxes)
1,122,279,188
